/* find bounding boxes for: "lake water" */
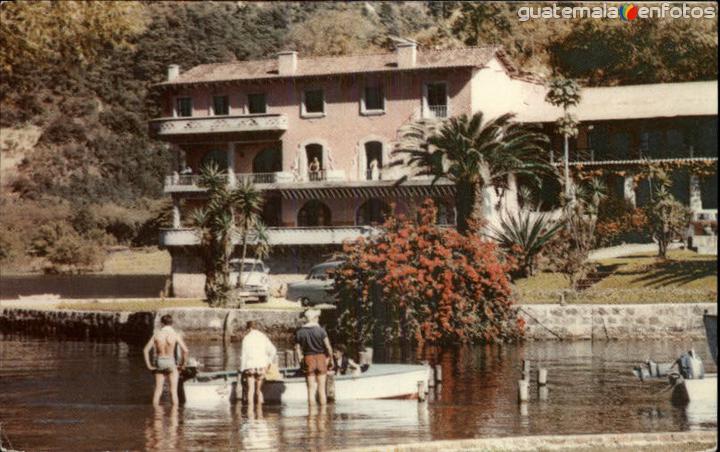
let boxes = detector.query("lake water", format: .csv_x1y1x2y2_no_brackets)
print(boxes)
0,275,168,300
0,337,715,451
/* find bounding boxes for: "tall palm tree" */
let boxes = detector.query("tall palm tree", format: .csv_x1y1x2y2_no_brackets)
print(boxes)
191,163,266,307
393,112,551,233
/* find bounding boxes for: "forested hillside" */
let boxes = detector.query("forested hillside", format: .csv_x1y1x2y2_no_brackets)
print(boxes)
0,1,717,272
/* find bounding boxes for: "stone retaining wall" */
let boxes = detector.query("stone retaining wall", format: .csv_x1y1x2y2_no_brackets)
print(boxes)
521,303,717,341
1,303,715,344
0,306,304,345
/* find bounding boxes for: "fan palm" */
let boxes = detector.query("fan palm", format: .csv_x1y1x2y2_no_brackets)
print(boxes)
393,112,551,233
191,162,266,307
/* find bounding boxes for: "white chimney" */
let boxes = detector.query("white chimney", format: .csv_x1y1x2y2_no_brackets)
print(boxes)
396,41,417,68
278,51,298,75
167,64,180,82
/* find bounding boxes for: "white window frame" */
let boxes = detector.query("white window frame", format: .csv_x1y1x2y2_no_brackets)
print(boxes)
174,96,193,118
246,92,267,115
360,83,385,116
211,94,230,116
422,81,450,119
301,88,326,118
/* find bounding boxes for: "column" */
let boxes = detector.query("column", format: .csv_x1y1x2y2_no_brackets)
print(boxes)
689,174,702,213
172,197,181,229
504,174,520,214
227,143,236,186
623,175,636,208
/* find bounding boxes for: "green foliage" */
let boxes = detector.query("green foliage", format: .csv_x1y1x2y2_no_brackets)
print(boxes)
645,185,693,258
333,199,523,348
490,210,563,278
393,112,551,233
192,163,266,307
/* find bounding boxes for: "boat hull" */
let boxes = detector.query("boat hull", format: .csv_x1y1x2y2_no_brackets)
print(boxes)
181,364,430,408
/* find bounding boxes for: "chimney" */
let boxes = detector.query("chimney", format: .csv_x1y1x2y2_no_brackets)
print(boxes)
396,41,417,68
278,51,298,75
167,64,180,82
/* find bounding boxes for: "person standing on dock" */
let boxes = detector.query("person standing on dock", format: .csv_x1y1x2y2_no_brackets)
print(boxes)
143,314,189,406
240,321,277,405
295,309,334,406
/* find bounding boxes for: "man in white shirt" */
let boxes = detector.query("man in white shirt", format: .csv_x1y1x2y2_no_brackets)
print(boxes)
241,321,277,405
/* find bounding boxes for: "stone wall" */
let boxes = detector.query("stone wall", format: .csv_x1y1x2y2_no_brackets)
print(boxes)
0,307,155,344
520,303,717,341
0,306,304,345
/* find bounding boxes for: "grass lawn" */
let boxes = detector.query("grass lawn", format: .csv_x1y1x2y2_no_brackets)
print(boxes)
515,249,717,304
100,247,171,275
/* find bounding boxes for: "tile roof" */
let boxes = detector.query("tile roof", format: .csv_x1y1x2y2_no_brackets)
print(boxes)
158,47,509,86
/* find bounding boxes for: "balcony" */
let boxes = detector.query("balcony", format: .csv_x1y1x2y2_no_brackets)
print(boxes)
425,105,448,119
159,226,378,247
164,172,295,192
149,113,288,138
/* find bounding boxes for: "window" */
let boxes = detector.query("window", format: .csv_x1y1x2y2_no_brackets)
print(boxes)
247,93,266,114
212,95,229,115
362,85,384,113
365,141,383,180
303,89,325,116
175,97,192,117
424,82,447,118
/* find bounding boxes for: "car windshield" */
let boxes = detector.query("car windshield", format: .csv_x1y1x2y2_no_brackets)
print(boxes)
235,262,263,272
308,267,334,280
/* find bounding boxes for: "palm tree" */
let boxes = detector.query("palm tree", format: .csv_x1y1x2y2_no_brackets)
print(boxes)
191,163,266,307
489,210,563,278
393,112,551,233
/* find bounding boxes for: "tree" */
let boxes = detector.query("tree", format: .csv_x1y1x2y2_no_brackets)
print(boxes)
393,112,550,234
489,210,563,278
644,170,692,258
232,178,265,289
191,164,266,307
333,199,523,349
545,77,581,200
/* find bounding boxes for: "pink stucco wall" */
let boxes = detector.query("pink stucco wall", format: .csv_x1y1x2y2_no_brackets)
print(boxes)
166,67,473,226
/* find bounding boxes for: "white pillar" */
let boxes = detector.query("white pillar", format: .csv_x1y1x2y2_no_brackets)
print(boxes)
623,175,636,208
227,143,236,186
504,174,520,214
689,174,702,212
172,198,181,228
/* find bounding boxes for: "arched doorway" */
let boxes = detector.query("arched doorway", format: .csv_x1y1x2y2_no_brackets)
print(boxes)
356,198,391,225
306,144,324,181
297,200,331,226
200,149,228,171
364,141,383,180
253,148,282,173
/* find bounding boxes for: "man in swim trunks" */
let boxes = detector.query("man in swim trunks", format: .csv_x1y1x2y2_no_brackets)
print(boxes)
143,314,189,406
295,309,333,406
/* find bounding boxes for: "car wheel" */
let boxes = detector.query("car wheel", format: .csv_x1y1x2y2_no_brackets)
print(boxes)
300,297,310,307
258,296,267,303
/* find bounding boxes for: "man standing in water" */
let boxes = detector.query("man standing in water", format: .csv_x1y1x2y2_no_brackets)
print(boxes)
240,320,277,406
143,314,189,406
295,309,333,406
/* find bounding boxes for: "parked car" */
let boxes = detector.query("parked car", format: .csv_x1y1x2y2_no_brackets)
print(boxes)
286,261,343,306
229,258,270,303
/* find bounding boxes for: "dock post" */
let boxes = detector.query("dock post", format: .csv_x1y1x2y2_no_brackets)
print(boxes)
538,368,547,386
539,386,549,401
434,364,443,384
417,381,426,402
518,379,529,403
326,374,336,402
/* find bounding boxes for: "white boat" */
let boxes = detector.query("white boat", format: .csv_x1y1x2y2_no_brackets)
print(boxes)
181,363,430,408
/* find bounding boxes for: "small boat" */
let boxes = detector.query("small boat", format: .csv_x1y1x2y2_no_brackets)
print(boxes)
180,363,430,407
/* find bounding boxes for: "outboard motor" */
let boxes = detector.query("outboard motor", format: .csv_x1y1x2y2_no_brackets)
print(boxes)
677,349,704,379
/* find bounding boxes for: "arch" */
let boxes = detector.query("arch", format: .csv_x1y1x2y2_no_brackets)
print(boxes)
253,147,282,173
297,200,332,227
296,139,332,181
200,149,228,170
356,198,391,225
357,135,391,180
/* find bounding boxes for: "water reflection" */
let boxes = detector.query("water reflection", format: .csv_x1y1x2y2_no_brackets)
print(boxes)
0,337,715,451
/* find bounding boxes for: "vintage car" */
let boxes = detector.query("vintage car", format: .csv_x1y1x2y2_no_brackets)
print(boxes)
286,261,342,306
229,258,270,303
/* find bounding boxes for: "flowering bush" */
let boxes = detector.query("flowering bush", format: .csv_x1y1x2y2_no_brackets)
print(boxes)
332,200,523,349
595,197,650,247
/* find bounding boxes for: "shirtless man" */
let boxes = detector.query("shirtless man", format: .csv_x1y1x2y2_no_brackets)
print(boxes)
143,314,189,406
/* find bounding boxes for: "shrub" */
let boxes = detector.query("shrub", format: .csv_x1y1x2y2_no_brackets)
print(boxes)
596,197,650,247
46,234,103,271
645,188,692,258
333,199,523,349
